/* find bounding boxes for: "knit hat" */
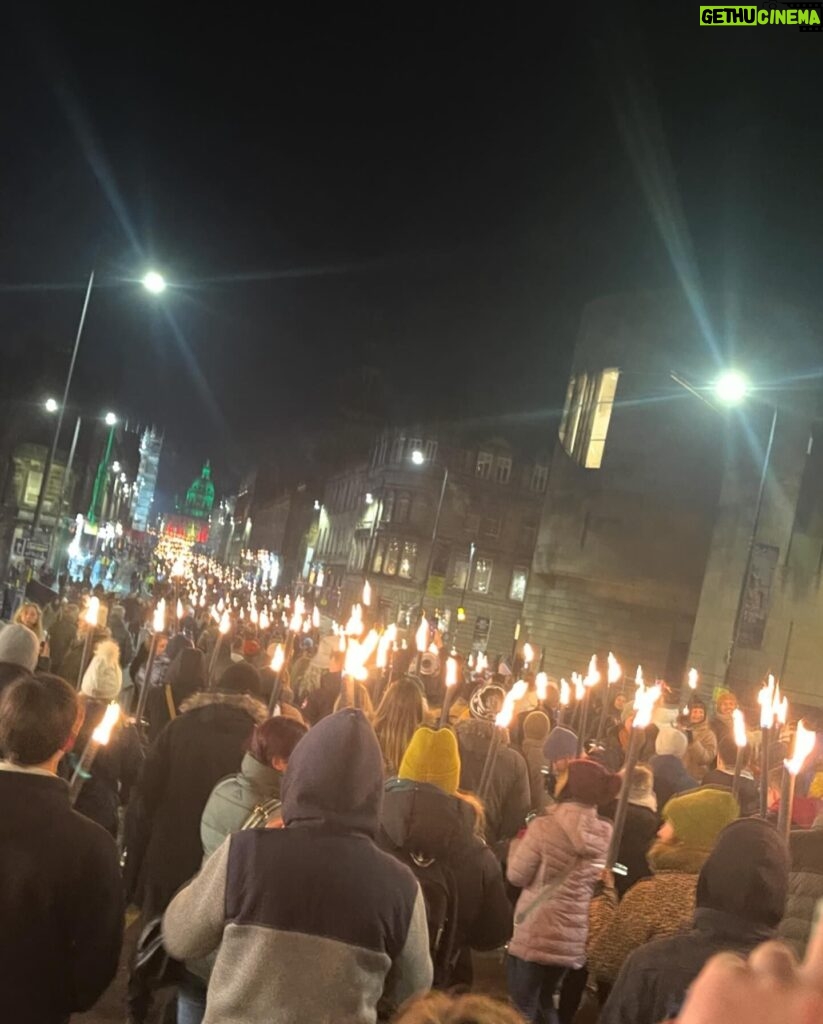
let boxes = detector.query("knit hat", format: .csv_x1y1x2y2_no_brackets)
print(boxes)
543,726,578,764
523,710,551,742
81,640,123,700
663,787,740,850
218,661,262,698
627,764,658,814
0,623,39,672
565,759,621,807
399,726,461,796
469,683,506,721
656,726,688,758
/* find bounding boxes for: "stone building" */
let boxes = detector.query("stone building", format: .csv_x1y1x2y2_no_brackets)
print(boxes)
312,426,550,655
522,290,823,707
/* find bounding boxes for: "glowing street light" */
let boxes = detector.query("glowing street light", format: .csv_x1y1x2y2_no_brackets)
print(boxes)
411,449,426,466
45,397,59,413
142,270,167,294
104,411,117,427
714,370,749,406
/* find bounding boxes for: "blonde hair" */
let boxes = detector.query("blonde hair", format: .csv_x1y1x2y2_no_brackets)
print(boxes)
456,790,486,839
372,678,425,776
14,601,43,639
393,992,526,1024
333,680,375,720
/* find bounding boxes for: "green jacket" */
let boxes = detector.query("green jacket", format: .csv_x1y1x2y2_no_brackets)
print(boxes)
200,753,282,860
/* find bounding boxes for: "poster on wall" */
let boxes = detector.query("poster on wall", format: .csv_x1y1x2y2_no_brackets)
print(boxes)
738,542,779,650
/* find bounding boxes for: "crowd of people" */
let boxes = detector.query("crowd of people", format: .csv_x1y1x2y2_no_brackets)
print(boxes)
0,583,822,1024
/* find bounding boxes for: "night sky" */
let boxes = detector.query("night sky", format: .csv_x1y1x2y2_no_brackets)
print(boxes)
3,5,821,498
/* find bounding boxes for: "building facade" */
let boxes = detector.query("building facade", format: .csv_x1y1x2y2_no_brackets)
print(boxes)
522,290,823,707
312,428,549,655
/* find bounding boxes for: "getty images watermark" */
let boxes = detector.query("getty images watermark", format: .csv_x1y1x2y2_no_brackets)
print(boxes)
700,4,822,26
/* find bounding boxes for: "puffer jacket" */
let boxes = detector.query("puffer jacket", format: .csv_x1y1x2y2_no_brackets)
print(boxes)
201,752,283,859
778,815,823,958
456,718,530,849
378,777,512,985
507,800,612,968
684,723,718,783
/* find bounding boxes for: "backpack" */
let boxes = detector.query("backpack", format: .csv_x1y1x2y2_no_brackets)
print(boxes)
404,851,460,989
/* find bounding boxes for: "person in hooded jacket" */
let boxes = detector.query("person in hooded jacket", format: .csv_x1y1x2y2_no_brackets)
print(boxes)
587,786,740,989
108,603,135,668
0,622,39,697
144,646,208,743
125,661,268,1023
778,811,823,959
683,700,718,784
69,640,142,837
456,683,530,853
520,710,551,814
506,759,620,1024
601,818,790,1024
163,708,433,1024
379,726,513,989
650,727,697,809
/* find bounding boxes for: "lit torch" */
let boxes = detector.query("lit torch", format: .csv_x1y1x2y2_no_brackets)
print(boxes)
77,597,101,688
207,610,232,687
731,708,748,804
362,580,372,607
439,655,460,728
559,678,571,726
477,690,516,801
597,652,622,743
69,701,121,805
268,644,286,714
577,654,600,755
778,719,817,840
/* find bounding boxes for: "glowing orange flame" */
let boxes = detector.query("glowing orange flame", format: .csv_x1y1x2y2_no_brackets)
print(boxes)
219,610,231,635
633,681,662,730
415,617,429,653
560,679,571,706
785,719,817,776
84,597,100,627
153,599,166,633
445,656,459,687
523,642,535,668
511,679,529,702
607,652,622,685
270,644,285,672
362,580,372,607
688,667,699,690
733,708,747,748
585,654,600,688
535,672,548,701
92,702,121,746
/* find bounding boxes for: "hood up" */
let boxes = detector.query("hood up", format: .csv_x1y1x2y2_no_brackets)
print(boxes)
178,689,268,724
696,818,789,926
282,708,384,836
551,800,612,859
381,778,476,860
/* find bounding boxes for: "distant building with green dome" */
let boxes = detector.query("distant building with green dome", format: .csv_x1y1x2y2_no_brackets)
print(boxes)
161,461,215,545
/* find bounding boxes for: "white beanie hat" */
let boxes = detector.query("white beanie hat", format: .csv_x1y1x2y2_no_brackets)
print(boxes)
655,725,689,759
81,640,123,700
0,623,40,672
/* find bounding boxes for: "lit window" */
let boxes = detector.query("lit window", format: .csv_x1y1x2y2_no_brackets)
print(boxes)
530,464,549,493
382,491,395,523
424,439,439,461
384,538,400,576
372,539,386,574
495,456,512,485
509,567,529,602
472,558,493,594
24,470,43,507
450,558,469,590
399,541,418,579
407,438,423,460
559,368,620,469
476,451,493,479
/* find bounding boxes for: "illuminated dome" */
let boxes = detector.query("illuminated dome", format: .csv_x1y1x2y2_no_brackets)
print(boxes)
184,461,215,520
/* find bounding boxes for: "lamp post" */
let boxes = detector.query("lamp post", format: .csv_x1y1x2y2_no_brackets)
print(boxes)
410,449,449,618
30,268,167,542
671,369,778,688
87,413,118,527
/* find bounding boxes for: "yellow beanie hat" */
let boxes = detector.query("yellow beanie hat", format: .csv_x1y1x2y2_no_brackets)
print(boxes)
399,726,461,795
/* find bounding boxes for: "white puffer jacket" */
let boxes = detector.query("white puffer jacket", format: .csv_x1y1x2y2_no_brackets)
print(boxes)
507,800,612,968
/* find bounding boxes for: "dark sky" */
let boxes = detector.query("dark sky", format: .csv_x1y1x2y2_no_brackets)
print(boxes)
3,5,821,496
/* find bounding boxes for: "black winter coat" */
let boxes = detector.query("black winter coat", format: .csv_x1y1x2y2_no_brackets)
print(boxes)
124,691,266,917
778,819,823,958
378,778,512,985
615,803,658,898
0,771,123,1024
456,719,530,850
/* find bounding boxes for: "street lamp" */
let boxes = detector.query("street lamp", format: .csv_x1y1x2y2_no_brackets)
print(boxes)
142,270,167,295
410,449,449,617
714,370,749,406
30,269,167,541
45,397,59,414
104,411,117,427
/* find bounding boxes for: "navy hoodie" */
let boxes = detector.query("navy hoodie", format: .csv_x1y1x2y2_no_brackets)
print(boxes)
164,709,432,1024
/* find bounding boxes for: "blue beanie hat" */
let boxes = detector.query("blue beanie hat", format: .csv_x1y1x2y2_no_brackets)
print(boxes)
544,726,578,763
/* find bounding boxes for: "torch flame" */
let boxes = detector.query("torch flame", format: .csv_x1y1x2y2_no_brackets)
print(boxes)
758,675,785,728
572,672,585,702
732,708,747,748
522,642,535,668
415,617,429,653
153,599,166,633
585,654,600,688
475,652,488,674
376,624,397,669
92,702,121,746
171,557,186,578
199,593,206,608
445,656,459,687
312,606,320,629
284,595,291,610
294,595,305,617
635,665,644,689
535,672,548,701
176,599,184,621
289,611,303,633
219,610,231,635
259,610,270,631
84,596,100,627
688,667,699,690
250,607,259,625
510,679,529,702
338,633,347,653
344,639,369,681
786,719,817,776
362,580,372,607
607,652,622,685
270,644,285,672
559,679,571,707
217,598,225,613
346,604,364,637
210,606,220,624
633,681,662,730
495,693,516,729
361,628,380,662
